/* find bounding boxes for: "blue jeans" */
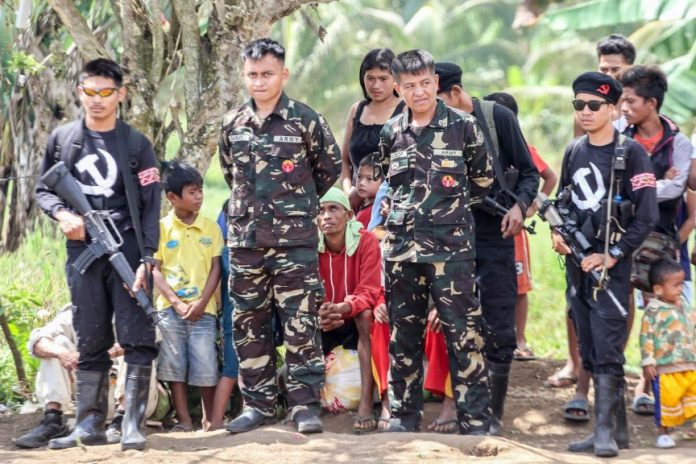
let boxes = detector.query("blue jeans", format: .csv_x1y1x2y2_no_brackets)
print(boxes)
156,309,219,386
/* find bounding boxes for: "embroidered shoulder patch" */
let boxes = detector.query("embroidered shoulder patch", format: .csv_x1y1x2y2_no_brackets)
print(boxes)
630,172,656,191
138,167,160,186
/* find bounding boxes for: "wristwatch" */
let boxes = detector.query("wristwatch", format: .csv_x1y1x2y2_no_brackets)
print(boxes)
608,245,624,260
141,256,158,266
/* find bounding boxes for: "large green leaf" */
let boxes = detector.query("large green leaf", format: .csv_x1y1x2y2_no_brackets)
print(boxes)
543,0,696,30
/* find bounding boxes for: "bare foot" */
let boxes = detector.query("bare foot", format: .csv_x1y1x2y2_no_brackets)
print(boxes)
544,362,578,388
378,395,391,431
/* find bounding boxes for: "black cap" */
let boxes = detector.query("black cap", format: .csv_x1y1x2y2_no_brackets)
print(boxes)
434,62,462,93
572,71,623,104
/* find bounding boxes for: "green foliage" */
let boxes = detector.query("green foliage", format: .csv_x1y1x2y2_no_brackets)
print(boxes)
0,218,68,405
6,50,44,75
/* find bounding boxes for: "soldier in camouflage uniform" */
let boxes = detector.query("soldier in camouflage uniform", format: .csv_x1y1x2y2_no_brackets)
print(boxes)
219,39,341,434
379,49,494,434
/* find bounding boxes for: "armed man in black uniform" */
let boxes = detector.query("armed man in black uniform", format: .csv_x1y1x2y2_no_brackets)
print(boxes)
35,58,161,451
553,72,657,457
434,62,539,435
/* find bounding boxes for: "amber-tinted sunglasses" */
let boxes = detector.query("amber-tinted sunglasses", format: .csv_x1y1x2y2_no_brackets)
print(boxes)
79,85,120,98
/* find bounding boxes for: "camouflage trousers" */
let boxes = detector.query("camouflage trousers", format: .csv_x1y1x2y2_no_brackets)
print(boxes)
229,247,325,417
385,259,491,432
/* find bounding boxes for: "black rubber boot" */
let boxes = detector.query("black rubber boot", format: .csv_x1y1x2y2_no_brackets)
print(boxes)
592,375,620,457
614,377,630,450
14,409,69,448
569,375,620,457
488,361,510,436
48,370,108,449
121,364,152,451
569,377,630,454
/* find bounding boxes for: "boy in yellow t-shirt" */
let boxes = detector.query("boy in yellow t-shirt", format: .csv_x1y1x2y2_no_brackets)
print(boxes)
153,161,222,431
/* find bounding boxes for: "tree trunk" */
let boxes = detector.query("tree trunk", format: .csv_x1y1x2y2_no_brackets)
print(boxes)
0,313,27,392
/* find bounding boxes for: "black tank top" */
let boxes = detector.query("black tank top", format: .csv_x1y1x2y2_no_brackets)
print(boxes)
348,100,405,171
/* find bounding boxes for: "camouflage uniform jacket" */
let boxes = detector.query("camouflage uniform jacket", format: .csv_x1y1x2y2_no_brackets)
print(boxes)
378,99,494,263
640,298,696,374
219,92,341,249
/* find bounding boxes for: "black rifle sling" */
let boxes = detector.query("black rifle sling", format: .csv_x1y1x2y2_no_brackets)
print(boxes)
472,99,522,207
115,120,146,261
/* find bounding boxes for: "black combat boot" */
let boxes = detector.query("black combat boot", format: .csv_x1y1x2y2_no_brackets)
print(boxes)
488,361,510,436
614,377,630,450
121,364,152,451
48,370,108,449
14,409,69,448
569,375,621,457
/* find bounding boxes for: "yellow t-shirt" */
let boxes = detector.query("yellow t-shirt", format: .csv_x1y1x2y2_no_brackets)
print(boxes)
154,211,223,315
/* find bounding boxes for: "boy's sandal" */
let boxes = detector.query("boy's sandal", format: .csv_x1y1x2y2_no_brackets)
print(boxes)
513,345,536,361
352,415,377,435
377,417,390,432
655,434,675,448
563,399,590,422
632,394,655,416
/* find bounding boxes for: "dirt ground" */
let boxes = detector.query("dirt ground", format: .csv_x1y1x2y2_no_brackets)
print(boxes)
2,359,695,463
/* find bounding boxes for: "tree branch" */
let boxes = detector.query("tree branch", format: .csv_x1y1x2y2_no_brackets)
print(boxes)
171,0,201,120
46,0,110,60
149,0,165,83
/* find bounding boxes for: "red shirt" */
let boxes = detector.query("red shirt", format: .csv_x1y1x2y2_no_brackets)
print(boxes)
528,145,548,174
355,204,372,229
319,229,384,318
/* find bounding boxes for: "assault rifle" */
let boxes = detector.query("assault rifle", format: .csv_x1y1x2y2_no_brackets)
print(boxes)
535,191,627,317
41,161,175,350
478,195,536,235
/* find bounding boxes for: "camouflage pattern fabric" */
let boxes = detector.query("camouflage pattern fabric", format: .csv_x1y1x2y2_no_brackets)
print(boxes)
640,298,696,369
229,247,325,416
219,92,341,249
385,260,491,433
378,98,494,263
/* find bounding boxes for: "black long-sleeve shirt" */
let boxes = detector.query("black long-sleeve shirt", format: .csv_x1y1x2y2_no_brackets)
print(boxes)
558,132,658,257
35,119,161,256
471,101,539,245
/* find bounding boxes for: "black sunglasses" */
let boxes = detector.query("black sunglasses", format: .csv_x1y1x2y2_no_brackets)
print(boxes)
572,99,610,111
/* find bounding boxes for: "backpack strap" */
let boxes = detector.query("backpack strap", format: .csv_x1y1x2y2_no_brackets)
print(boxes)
478,100,500,159
114,119,146,261
54,119,85,170
472,99,518,202
562,135,587,187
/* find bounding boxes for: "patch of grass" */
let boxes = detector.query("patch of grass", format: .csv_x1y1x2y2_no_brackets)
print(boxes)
0,218,69,404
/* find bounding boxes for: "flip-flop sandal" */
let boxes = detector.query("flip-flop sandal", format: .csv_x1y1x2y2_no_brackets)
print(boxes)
514,345,536,361
170,423,194,432
377,417,390,432
428,418,459,434
563,399,590,422
352,415,377,435
632,394,655,416
543,370,577,388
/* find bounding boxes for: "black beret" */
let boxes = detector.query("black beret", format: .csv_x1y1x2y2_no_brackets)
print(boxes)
434,62,462,93
572,71,623,104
